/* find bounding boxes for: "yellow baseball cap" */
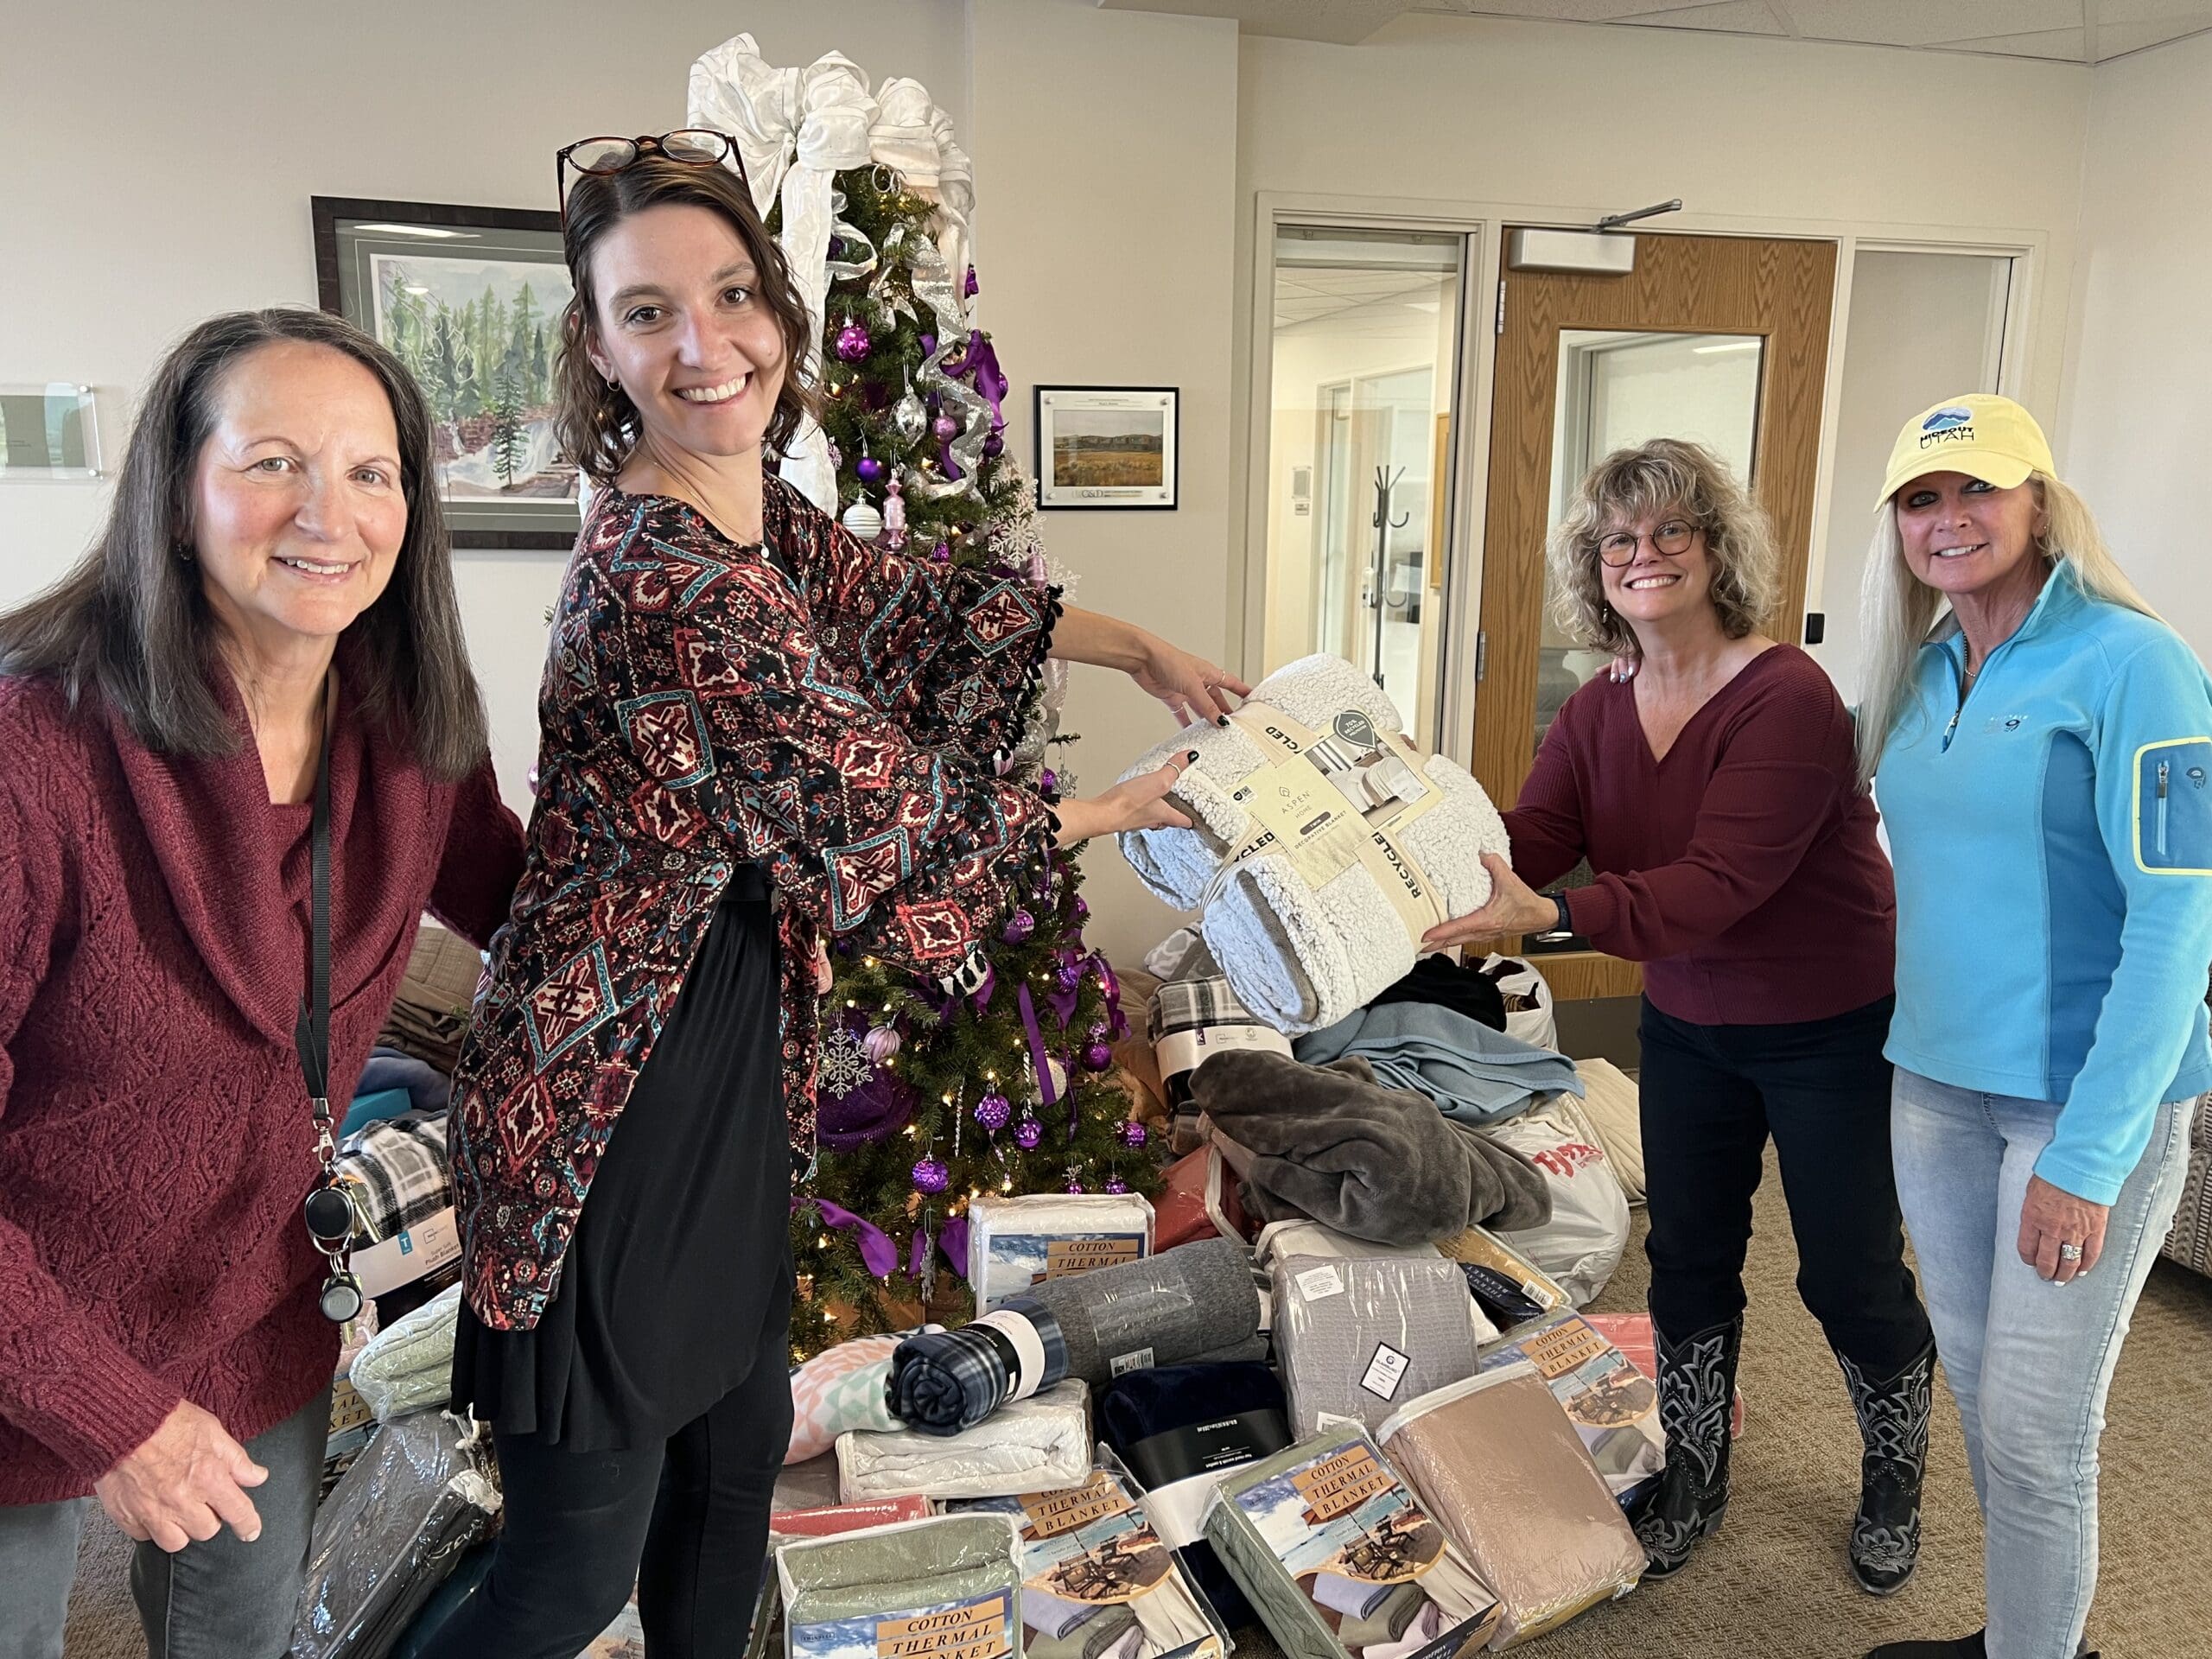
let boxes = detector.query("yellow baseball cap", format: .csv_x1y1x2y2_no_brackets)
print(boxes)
1878,393,2055,507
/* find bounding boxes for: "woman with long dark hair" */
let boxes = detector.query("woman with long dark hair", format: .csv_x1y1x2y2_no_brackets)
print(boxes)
423,134,1242,1657
0,308,523,1657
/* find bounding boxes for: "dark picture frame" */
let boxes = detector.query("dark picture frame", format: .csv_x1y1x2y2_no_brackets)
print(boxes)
312,196,579,549
1033,385,1179,511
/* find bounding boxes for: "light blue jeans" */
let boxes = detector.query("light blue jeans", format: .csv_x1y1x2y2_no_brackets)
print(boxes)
1891,1070,2192,1659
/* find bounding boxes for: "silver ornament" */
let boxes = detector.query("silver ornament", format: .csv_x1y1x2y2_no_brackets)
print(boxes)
893,384,928,444
841,500,884,543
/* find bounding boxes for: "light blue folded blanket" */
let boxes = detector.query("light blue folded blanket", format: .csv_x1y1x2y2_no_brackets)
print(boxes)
1291,1000,1580,1127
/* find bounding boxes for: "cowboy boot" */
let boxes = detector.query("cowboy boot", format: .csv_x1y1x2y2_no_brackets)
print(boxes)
1864,1634,1983,1659
1836,1340,1936,1596
1633,1315,1741,1579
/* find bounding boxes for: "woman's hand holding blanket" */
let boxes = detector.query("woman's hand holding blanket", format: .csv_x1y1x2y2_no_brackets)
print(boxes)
1421,853,1558,951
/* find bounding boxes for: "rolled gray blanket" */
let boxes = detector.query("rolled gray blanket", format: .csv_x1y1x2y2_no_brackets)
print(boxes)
1194,1049,1551,1245
1020,1237,1260,1386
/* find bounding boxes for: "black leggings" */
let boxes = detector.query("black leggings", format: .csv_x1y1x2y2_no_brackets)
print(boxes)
1639,993,1932,1377
416,1303,793,1659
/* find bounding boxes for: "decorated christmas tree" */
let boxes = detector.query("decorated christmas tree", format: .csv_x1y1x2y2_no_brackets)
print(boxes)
769,159,1161,1360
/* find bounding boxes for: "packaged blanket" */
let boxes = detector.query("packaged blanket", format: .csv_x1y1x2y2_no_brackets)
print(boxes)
893,1300,1071,1433
334,1111,452,1246
1482,1097,1630,1306
953,1464,1230,1659
1017,1238,1262,1387
1154,1147,1254,1251
1253,1222,1497,1346
1194,1050,1551,1245
1116,656,1511,1034
291,1411,501,1658
838,1379,1093,1502
1378,1366,1643,1647
1567,1060,1643,1204
1200,1429,1500,1659
1292,1006,1580,1131
1151,973,1294,1122
349,1282,461,1423
1271,1255,1481,1440
1585,1314,1745,1440
969,1194,1158,1314
1435,1229,1572,1338
1097,1360,1294,1631
1474,1314,1662,1502
777,1514,1023,1659
790,1331,941,1464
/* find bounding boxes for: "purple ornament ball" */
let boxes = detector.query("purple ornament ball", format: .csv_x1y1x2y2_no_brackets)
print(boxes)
1074,896,1090,921
835,322,872,362
1103,1176,1130,1194
1116,1120,1149,1150
983,433,1005,461
1084,1043,1115,1072
1039,768,1059,795
861,1025,901,1064
911,1156,950,1196
930,543,950,564
1002,908,1035,944
1064,1177,1085,1195
1058,963,1084,992
933,414,959,442
856,456,886,485
973,1091,1012,1133
1014,1117,1044,1151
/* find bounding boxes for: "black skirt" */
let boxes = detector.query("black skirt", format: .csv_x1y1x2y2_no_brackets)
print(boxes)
451,867,795,1451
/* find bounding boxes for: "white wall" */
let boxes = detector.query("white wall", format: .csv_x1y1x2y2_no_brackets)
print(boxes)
2058,29,2212,658
969,0,1241,965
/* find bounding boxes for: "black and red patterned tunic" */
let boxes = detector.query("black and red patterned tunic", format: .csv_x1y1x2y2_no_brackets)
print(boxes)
450,478,1059,1332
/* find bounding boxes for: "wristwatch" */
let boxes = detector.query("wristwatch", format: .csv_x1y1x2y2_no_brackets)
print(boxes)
1533,893,1574,943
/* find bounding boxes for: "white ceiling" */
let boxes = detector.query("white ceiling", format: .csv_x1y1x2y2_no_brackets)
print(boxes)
1100,0,2212,60
1274,268,1447,329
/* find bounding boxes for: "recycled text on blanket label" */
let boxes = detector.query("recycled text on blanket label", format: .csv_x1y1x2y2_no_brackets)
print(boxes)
1360,1344,1411,1402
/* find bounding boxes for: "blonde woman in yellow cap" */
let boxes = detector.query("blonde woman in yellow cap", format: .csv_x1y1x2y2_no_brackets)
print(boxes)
1856,395,2212,1659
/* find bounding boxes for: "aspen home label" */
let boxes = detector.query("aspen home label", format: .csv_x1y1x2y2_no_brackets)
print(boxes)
1288,1446,1397,1523
874,1595,1013,1659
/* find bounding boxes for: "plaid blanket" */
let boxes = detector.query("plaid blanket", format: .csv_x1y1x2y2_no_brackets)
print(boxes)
334,1111,452,1245
1149,976,1294,1152
888,1297,1070,1433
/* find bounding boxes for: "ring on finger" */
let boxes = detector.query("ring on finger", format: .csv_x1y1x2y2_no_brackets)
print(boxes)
2058,1242,2084,1262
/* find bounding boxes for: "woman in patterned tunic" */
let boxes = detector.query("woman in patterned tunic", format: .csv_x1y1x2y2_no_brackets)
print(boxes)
420,136,1247,1659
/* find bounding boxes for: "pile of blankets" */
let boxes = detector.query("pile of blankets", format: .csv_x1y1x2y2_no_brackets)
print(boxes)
1116,654,1511,1033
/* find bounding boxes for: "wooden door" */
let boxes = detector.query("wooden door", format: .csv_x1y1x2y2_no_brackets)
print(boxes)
1473,232,1836,1001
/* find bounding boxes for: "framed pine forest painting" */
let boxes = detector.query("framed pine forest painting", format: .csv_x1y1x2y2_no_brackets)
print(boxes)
313,196,579,549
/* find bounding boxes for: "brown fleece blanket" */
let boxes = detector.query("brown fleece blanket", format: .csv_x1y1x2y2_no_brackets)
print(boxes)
1192,1049,1551,1246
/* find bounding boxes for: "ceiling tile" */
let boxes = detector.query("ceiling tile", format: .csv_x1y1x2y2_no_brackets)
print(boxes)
1779,0,2080,48
1440,2,1719,21
1929,25,2088,57
1624,2,1789,32
2098,0,2212,21
2094,15,2212,53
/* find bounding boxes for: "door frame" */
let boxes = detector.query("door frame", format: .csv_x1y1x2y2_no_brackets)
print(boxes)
1234,194,2048,781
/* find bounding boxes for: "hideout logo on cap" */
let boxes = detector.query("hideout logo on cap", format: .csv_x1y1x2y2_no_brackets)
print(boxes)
1878,393,2056,507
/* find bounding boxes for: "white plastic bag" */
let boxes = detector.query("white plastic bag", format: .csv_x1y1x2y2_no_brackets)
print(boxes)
1484,1095,1630,1307
1481,954,1557,1051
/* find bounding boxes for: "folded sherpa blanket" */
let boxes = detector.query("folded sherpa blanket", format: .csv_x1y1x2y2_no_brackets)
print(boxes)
1117,654,1510,1034
1019,1236,1262,1386
349,1283,461,1422
1194,1050,1553,1245
836,1379,1092,1501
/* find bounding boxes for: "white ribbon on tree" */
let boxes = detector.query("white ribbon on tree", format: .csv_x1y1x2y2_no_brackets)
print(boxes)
689,33,980,514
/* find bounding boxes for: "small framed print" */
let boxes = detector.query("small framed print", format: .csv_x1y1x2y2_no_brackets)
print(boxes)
313,195,578,549
1034,385,1179,511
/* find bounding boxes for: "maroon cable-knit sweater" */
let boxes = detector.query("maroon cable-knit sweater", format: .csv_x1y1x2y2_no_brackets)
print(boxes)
0,671,524,1506
1503,644,1895,1026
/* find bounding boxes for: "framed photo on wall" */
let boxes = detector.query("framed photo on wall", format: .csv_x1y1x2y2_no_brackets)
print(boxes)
1033,385,1179,510
313,196,579,549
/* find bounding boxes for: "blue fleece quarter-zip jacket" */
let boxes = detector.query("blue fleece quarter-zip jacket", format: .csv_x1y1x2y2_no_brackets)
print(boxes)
1876,561,2212,1205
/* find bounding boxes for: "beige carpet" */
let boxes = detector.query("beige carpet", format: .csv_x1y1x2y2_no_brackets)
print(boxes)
61,1159,2212,1658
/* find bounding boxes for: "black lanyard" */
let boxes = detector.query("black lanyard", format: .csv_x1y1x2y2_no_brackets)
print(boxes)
293,709,334,1160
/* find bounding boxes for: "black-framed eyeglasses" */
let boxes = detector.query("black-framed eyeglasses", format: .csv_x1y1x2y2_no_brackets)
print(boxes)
556,130,745,226
1596,518,1700,568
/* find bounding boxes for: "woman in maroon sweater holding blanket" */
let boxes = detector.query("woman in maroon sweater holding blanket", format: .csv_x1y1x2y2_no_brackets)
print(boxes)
1427,439,1931,1592
0,310,523,1658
